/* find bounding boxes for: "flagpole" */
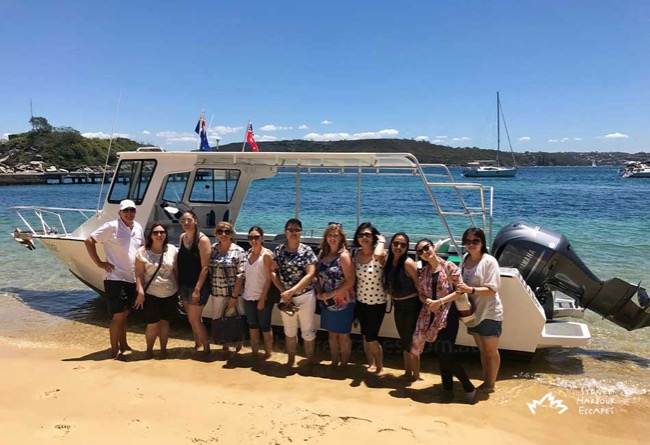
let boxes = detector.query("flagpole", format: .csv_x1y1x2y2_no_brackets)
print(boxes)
241,120,250,152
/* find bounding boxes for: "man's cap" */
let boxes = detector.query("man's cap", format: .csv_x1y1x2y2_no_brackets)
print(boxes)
119,199,137,211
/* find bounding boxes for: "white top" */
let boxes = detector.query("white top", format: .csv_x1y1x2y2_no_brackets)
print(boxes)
462,253,503,324
242,248,270,301
91,218,144,283
135,245,178,298
355,255,387,304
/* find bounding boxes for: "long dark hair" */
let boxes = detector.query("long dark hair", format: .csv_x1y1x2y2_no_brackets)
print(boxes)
182,210,202,248
145,221,169,251
462,227,489,254
383,232,410,291
352,221,380,248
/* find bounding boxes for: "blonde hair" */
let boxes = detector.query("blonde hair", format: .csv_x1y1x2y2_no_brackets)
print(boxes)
214,221,235,242
319,223,347,258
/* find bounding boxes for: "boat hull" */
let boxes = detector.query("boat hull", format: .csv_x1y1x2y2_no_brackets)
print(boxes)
462,167,517,178
35,236,590,353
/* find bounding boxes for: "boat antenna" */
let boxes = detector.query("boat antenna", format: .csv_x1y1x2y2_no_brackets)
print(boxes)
498,94,517,168
96,90,122,212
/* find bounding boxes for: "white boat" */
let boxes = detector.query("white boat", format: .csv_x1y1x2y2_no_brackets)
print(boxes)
12,149,650,353
621,161,650,178
462,92,517,178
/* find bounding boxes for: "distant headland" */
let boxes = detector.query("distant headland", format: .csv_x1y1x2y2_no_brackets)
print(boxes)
2,116,648,186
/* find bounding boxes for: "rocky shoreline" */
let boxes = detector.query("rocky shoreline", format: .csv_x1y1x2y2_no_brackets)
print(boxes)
0,160,113,185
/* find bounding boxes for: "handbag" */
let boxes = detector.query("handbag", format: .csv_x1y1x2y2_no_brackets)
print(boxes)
212,307,249,344
454,292,476,325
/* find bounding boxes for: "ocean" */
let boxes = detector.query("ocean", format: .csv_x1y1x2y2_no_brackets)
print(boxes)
1,165,648,400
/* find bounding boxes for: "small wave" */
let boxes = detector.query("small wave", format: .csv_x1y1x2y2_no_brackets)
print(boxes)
539,376,648,398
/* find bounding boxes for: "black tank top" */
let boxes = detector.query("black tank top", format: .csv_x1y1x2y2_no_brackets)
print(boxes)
178,235,203,286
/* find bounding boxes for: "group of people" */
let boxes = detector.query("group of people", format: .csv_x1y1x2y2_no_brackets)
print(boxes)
85,199,503,403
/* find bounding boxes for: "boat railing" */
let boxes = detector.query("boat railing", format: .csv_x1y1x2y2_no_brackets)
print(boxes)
11,206,98,237
272,155,493,253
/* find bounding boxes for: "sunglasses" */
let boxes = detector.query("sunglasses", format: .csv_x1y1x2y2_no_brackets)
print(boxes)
216,229,232,235
152,230,166,236
286,228,302,233
248,235,261,241
180,218,194,224
357,232,373,238
392,241,408,249
122,208,136,213
463,238,481,246
416,244,432,256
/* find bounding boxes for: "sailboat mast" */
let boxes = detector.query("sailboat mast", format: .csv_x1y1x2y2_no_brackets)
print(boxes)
496,91,501,167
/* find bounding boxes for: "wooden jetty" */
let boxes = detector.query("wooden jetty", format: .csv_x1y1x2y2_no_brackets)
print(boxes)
0,171,115,186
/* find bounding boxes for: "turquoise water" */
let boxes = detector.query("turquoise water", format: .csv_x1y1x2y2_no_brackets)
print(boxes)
1,166,649,396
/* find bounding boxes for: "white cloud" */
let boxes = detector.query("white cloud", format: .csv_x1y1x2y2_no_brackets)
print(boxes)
604,132,629,139
561,137,569,142
298,124,308,130
434,135,448,139
1,133,9,140
321,120,333,125
155,131,197,142
303,128,399,142
82,132,130,139
548,139,560,143
260,124,293,131
415,136,429,141
210,125,242,135
432,139,447,144
518,136,531,142
142,130,151,135
451,136,471,142
574,137,583,141
256,134,277,142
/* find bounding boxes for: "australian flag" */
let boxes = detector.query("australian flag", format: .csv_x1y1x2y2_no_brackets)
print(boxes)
195,115,211,152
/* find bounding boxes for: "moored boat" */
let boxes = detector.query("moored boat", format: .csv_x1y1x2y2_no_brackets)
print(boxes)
11,149,650,353
462,92,518,178
621,161,650,178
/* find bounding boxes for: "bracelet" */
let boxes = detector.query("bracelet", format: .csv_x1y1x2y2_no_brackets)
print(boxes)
377,240,385,243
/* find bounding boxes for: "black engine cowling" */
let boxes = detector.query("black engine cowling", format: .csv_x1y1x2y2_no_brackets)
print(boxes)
492,221,650,331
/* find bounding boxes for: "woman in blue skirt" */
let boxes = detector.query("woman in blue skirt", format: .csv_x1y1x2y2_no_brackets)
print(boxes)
316,223,356,367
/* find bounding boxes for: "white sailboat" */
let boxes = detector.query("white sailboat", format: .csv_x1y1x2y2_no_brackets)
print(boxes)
462,92,517,178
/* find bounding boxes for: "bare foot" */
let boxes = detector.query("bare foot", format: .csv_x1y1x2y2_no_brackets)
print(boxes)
264,351,273,361
367,364,378,373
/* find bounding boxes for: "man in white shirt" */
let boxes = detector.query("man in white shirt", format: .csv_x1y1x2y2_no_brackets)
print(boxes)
84,199,144,360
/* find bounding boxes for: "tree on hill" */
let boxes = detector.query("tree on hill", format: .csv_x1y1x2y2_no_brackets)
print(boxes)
29,116,53,133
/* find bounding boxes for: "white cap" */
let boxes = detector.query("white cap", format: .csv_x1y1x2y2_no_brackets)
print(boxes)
119,199,137,211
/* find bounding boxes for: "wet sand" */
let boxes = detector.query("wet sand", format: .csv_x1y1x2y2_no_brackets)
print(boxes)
0,295,648,444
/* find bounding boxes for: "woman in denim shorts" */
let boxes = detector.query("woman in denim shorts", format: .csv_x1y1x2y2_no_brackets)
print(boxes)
456,228,503,393
177,211,212,355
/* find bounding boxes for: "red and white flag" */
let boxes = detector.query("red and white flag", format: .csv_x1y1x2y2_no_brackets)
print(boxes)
245,121,259,152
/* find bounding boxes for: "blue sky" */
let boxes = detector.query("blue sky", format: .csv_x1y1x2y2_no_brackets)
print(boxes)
1,1,648,153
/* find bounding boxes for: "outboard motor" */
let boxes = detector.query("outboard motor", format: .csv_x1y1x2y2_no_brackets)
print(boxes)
492,221,650,331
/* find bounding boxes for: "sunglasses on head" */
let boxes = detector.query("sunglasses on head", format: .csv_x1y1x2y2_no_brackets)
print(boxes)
286,228,302,233
216,229,232,235
416,244,432,256
248,235,261,241
392,241,407,249
357,232,373,238
152,230,166,236
463,238,481,246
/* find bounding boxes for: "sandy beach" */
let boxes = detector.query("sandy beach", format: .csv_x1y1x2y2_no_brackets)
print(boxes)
0,296,647,445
